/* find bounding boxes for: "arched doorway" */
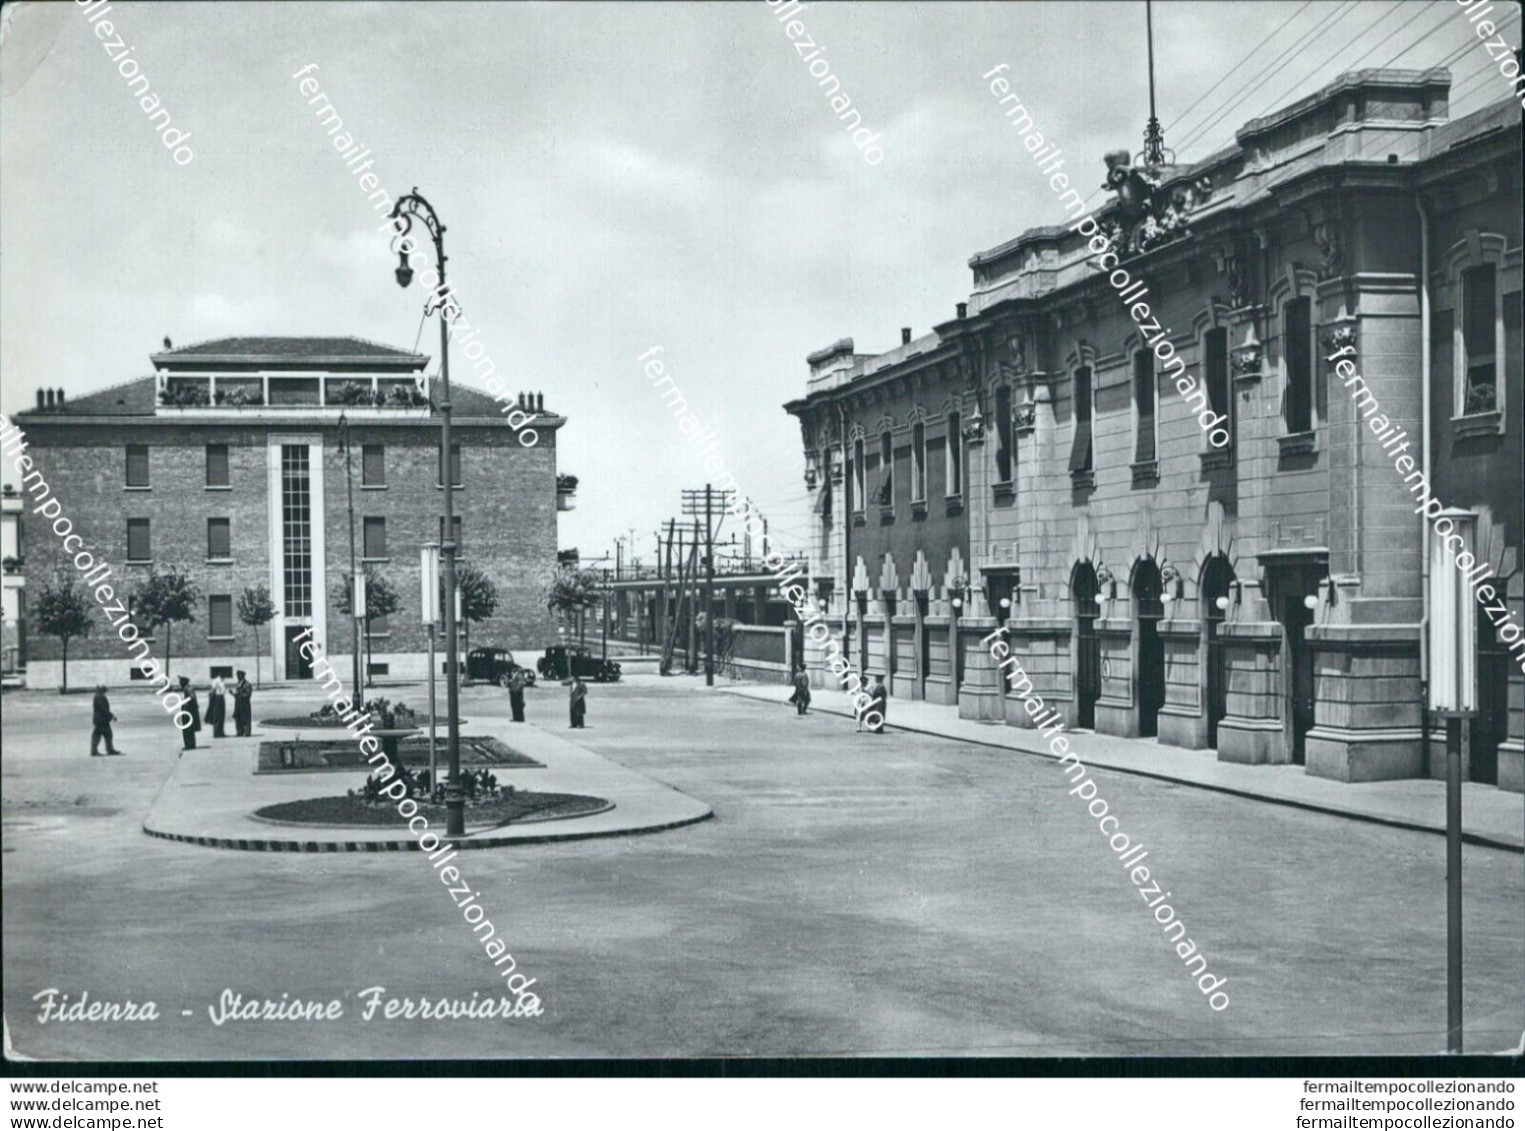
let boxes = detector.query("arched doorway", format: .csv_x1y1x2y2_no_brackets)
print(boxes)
1072,562,1101,729
1472,608,1509,785
1133,558,1165,738
1200,556,1236,749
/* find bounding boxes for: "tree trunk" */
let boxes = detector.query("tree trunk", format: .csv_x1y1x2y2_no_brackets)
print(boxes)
254,624,262,688
60,637,69,693
165,624,173,685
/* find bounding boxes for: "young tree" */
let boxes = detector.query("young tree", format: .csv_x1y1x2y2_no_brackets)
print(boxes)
447,564,500,681
543,565,603,650
236,584,276,688
33,576,94,693
334,567,401,687
130,566,200,683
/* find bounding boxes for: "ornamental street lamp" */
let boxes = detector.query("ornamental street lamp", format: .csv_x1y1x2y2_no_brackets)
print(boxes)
389,187,465,838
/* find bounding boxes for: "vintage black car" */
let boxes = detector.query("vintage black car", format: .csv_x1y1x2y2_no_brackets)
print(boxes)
537,645,621,682
465,647,537,688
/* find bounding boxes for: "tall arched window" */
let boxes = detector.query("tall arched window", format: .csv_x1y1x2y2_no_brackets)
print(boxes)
946,412,963,496
995,385,1013,483
852,438,865,514
911,421,927,502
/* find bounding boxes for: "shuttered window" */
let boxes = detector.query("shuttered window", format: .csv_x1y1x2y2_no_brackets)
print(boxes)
125,445,149,488
1069,367,1093,473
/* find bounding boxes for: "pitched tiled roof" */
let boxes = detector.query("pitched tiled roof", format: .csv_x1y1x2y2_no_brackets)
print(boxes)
22,376,160,416
153,336,425,362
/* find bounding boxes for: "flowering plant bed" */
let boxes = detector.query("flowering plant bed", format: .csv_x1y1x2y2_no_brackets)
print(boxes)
262,697,449,730
253,790,609,828
256,735,540,772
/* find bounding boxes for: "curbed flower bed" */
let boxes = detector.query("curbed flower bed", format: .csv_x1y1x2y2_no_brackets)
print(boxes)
253,790,609,828
261,697,452,730
256,735,537,773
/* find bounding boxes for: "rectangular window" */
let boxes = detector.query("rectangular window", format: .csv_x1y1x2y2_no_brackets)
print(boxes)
852,439,865,512
205,444,229,488
1069,367,1094,473
1204,327,1230,445
209,665,234,680
438,444,463,488
368,662,391,677
439,515,463,555
208,595,233,639
125,445,149,488
281,445,313,618
1461,264,1498,415
1133,349,1156,464
362,444,386,487
995,386,1013,482
911,422,927,502
207,517,231,560
363,517,387,560
879,432,894,505
946,412,962,496
126,519,151,562
1283,296,1313,433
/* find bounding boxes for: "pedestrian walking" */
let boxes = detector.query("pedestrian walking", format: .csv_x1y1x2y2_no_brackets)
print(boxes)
232,670,253,737
508,668,527,723
569,676,588,729
867,674,888,735
177,675,202,751
90,684,122,756
207,677,228,739
789,667,811,716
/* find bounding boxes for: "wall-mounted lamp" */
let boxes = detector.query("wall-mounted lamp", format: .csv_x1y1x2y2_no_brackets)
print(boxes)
1302,594,1319,611
1214,595,1230,611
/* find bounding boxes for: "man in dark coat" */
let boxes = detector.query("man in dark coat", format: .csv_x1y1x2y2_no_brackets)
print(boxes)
569,676,587,729
867,674,888,735
90,684,121,756
232,671,253,737
508,669,527,723
177,676,202,751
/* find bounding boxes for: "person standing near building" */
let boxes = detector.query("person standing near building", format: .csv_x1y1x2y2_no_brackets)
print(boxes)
232,670,253,737
867,674,888,735
508,668,527,723
177,675,202,751
569,675,587,729
790,666,811,716
206,677,228,739
90,684,121,757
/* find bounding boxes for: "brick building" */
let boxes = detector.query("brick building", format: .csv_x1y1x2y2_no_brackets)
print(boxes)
787,69,1523,792
14,337,564,687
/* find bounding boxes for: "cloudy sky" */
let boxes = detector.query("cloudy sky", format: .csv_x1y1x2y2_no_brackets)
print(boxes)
0,0,1510,567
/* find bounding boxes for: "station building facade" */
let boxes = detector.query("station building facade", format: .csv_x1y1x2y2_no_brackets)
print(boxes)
13,336,564,687
787,69,1523,791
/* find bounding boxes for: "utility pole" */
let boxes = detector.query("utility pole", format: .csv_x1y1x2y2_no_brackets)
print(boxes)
682,485,735,686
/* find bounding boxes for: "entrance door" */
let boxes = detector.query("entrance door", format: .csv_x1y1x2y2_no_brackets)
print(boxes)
1134,560,1165,738
285,626,314,680
1282,598,1314,765
1472,611,1507,785
1073,563,1101,729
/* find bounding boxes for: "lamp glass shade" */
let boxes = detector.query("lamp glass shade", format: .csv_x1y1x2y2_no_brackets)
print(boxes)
1214,596,1229,611
1427,510,1478,713
420,544,441,624
1302,594,1318,610
395,252,414,288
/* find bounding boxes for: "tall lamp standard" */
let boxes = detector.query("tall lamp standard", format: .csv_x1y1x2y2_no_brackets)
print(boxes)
388,188,465,838
336,412,362,701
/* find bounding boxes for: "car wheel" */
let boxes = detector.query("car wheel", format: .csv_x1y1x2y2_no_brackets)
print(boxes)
498,674,511,689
